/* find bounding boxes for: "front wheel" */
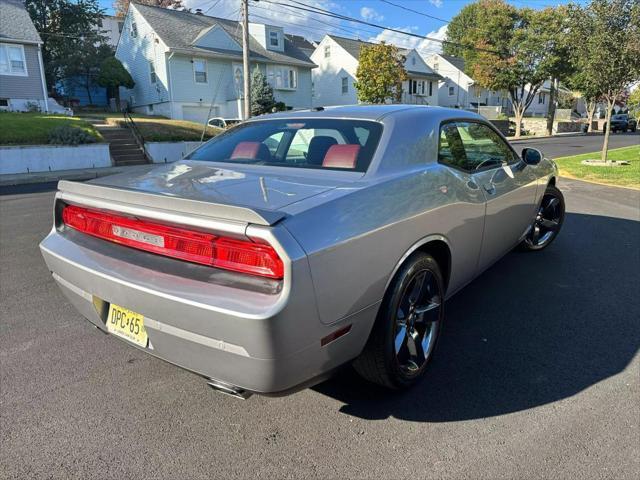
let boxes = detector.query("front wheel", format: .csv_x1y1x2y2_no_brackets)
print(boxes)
353,252,444,389
520,184,565,251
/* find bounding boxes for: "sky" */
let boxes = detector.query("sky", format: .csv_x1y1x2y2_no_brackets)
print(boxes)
98,0,588,55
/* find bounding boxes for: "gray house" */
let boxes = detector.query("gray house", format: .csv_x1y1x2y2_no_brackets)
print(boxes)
0,0,48,112
115,3,316,122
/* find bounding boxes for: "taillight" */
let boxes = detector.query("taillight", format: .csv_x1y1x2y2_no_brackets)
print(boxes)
61,205,284,279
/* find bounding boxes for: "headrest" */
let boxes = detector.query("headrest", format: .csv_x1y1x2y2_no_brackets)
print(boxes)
322,144,361,169
230,142,270,161
307,136,338,165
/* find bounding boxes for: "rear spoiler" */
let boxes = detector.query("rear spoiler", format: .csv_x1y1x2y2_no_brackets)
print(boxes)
56,180,285,230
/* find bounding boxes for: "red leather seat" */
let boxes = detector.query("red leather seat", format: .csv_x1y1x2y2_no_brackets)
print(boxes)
322,144,360,169
230,142,271,161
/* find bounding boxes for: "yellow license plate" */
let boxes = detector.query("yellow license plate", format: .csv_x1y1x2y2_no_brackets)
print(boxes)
106,303,148,347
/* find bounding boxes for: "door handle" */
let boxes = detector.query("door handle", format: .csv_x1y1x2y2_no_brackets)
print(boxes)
483,184,496,195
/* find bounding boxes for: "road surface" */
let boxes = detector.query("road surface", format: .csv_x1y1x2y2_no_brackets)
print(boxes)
510,131,638,158
1,179,639,479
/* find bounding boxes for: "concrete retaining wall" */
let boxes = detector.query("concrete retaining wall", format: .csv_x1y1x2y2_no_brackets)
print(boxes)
145,141,202,163
0,144,112,175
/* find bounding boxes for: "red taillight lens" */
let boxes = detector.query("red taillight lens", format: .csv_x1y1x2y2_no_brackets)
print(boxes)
62,205,284,279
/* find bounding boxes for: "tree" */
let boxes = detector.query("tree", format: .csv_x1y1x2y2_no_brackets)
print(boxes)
250,67,276,116
97,57,135,109
63,42,114,105
114,0,184,17
569,0,640,162
26,0,106,91
354,42,407,104
628,88,640,118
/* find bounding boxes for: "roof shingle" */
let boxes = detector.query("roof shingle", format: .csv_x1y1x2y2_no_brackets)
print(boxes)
0,0,41,44
133,3,315,68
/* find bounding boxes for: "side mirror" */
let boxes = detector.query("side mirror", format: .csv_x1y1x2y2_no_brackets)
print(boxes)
522,147,543,165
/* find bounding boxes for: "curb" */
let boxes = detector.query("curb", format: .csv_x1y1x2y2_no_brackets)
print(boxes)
0,164,152,187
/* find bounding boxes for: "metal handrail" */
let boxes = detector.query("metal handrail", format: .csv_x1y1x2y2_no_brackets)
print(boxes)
122,111,149,161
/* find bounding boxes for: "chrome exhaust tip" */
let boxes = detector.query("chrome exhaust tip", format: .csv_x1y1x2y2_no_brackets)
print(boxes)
207,379,253,400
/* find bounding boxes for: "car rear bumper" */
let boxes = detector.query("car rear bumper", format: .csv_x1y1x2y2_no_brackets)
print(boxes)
40,229,377,394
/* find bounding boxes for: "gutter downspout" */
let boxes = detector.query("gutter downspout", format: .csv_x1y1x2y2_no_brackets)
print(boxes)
37,44,49,112
166,52,175,118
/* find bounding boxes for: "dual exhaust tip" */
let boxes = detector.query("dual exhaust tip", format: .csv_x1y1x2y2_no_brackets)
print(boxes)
207,379,253,400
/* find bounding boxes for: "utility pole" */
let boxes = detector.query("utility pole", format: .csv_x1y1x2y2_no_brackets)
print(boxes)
241,0,251,120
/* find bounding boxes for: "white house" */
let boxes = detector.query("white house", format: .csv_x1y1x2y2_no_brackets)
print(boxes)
0,0,49,112
310,35,441,107
115,3,316,122
424,53,507,111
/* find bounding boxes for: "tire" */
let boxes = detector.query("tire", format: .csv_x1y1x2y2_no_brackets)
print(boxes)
353,252,444,389
520,184,565,252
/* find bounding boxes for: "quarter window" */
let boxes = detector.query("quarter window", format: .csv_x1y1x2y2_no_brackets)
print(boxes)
194,59,207,83
0,43,27,76
438,121,516,172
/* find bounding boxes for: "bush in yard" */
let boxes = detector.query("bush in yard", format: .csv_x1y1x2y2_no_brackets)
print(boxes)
48,125,96,145
250,66,276,116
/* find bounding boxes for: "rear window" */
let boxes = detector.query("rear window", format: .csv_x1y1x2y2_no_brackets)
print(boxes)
186,119,383,172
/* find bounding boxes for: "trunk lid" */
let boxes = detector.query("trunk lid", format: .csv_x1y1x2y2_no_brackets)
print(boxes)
88,160,343,214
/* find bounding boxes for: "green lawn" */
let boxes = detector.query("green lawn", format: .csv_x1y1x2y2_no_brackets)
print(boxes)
108,117,222,142
555,145,640,189
0,112,103,145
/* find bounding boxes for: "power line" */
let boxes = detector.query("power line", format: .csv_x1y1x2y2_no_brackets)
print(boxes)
379,0,449,24
260,0,501,55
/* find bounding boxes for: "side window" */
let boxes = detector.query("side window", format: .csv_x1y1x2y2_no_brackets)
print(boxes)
456,122,515,170
438,123,467,170
439,122,515,172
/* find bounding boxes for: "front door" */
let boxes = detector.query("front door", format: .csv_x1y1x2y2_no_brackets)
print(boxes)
439,121,538,272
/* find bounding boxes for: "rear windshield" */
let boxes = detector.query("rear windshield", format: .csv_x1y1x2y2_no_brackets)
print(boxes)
612,114,628,121
186,119,383,172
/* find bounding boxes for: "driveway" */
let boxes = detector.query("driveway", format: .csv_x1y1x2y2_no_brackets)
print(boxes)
510,131,639,158
1,178,638,479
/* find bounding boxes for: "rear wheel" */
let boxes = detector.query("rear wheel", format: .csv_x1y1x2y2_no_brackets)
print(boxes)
353,252,444,389
520,184,565,251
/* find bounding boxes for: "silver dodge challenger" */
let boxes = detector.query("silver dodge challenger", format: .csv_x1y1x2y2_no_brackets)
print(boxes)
40,105,565,398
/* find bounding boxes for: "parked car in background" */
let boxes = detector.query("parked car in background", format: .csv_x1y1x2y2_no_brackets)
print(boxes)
605,114,637,133
208,117,242,129
40,105,564,398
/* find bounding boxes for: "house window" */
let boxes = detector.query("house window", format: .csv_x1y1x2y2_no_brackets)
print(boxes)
324,45,330,58
118,22,124,33
428,81,433,96
0,98,9,107
538,93,545,104
411,56,416,66
269,31,280,48
194,59,207,83
341,76,348,94
0,43,27,76
448,85,455,96
433,60,439,72
149,61,156,83
131,21,138,38
268,66,297,89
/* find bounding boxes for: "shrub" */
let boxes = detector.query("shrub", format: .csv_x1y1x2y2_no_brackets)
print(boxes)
48,125,96,145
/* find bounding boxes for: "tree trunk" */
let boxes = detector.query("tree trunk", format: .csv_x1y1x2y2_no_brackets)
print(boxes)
601,98,614,163
514,106,524,139
586,100,596,133
545,78,558,136
84,73,93,105
115,87,121,112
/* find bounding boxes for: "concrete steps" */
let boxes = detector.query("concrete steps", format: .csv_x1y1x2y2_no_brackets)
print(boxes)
95,124,149,166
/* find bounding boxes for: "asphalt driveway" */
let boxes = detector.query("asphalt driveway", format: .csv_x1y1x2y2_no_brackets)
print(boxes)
1,178,638,479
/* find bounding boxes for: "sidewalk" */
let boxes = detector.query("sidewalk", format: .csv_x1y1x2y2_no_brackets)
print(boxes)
0,164,152,187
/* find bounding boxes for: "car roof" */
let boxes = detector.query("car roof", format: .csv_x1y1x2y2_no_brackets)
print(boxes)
248,105,484,123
